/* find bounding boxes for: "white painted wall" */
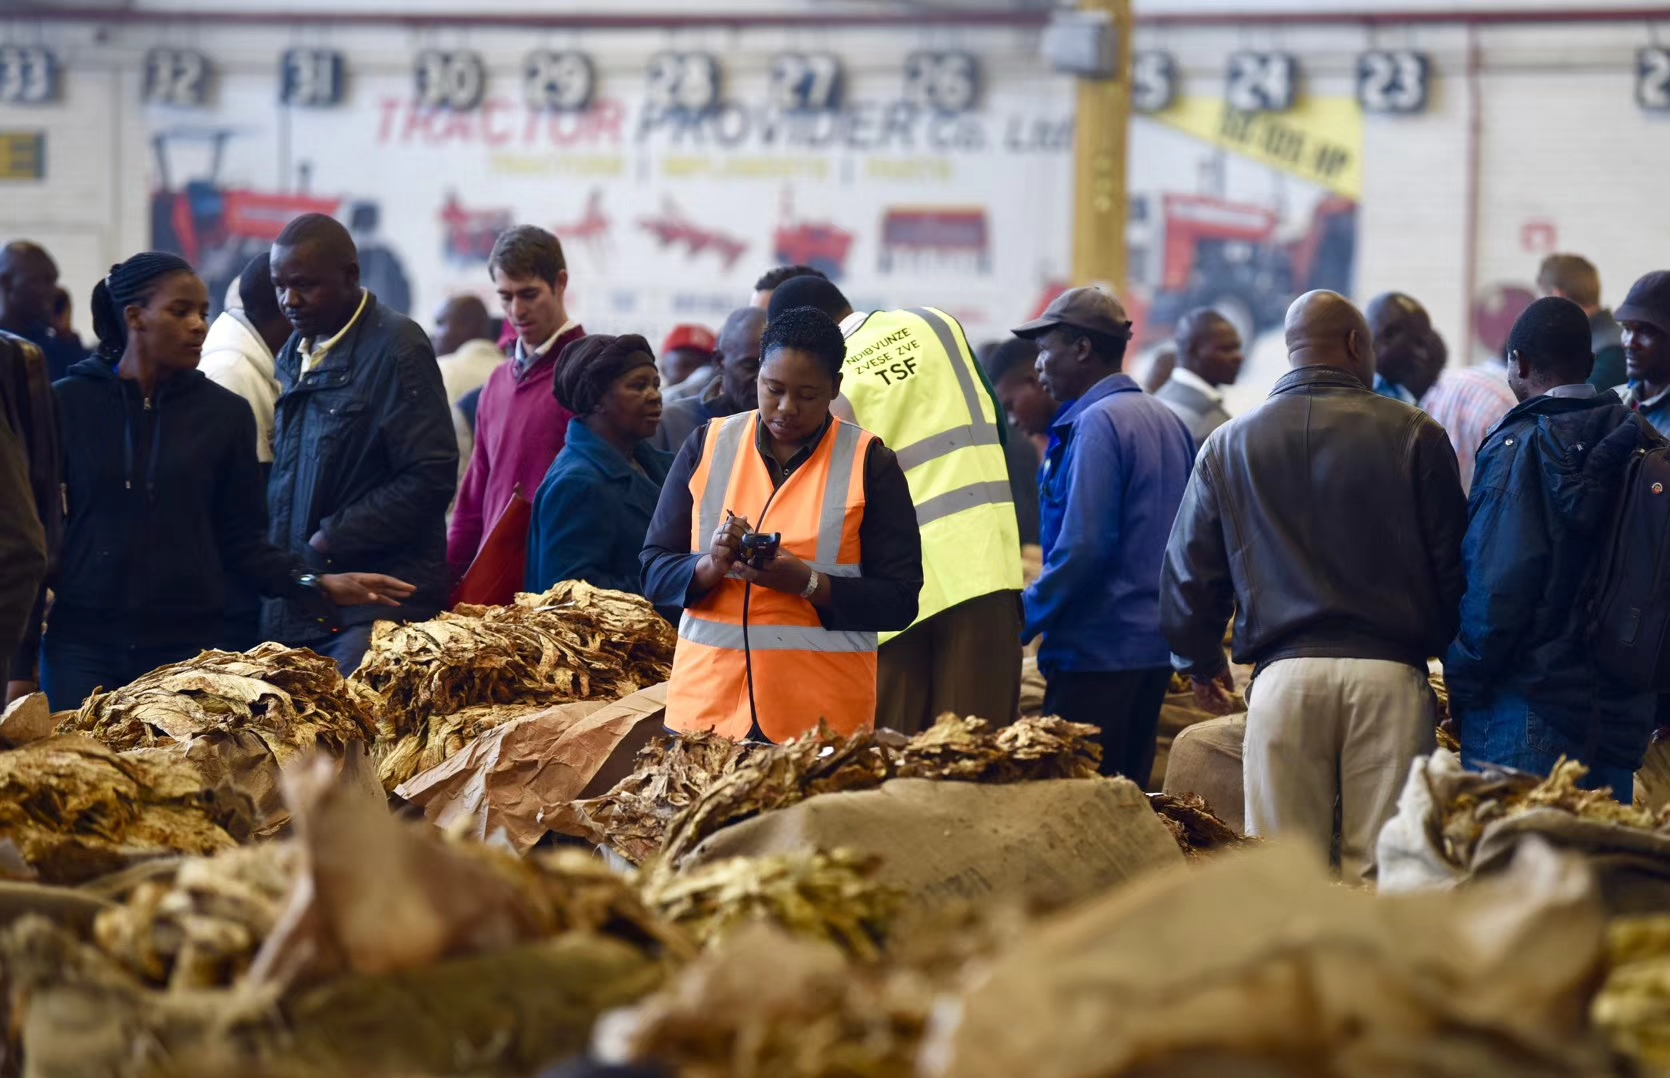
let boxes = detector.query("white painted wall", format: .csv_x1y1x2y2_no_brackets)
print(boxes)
2,8,1668,397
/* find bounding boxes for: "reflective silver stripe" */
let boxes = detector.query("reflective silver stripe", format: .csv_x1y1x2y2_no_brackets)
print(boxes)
696,414,750,542
906,307,998,443
678,612,877,653
815,421,861,567
893,424,1002,474
915,480,1014,529
809,562,862,578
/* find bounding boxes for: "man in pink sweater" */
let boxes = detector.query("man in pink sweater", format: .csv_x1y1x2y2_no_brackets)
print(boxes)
447,226,586,579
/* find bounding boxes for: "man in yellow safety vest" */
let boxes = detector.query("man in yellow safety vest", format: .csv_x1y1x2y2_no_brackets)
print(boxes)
766,274,1022,733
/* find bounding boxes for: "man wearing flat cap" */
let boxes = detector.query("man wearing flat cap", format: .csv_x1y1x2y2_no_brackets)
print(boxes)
1014,286,1195,784
1618,270,1670,438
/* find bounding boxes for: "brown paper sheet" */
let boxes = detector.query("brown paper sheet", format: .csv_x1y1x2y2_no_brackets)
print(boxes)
395,684,669,852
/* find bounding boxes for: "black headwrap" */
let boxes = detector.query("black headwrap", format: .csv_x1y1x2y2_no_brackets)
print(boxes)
553,333,657,415
90,251,196,362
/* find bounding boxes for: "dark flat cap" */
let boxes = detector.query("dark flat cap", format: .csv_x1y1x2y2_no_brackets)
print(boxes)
1013,286,1132,341
1618,270,1670,336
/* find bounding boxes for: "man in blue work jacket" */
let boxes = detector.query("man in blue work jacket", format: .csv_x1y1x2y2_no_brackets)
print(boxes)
1015,287,1195,783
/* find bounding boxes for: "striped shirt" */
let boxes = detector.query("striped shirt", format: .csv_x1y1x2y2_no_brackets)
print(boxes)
1420,364,1517,494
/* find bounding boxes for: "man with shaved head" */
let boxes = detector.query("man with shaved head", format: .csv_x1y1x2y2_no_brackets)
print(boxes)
1161,290,1467,884
653,306,764,454
0,241,85,380
1155,307,1243,443
266,213,458,671
1366,291,1444,404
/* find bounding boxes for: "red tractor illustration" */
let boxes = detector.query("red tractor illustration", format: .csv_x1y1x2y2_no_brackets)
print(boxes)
1133,191,1356,347
773,189,852,281
150,127,412,314
878,207,991,275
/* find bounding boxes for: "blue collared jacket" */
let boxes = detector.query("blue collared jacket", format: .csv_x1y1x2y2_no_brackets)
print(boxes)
526,418,672,598
1024,373,1196,674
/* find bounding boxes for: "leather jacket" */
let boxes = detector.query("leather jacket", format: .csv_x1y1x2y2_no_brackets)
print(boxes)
1161,365,1468,677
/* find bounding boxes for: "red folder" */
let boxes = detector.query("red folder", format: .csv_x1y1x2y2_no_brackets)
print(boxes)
451,487,533,608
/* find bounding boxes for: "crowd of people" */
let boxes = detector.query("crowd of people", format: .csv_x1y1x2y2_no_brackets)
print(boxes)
0,222,1666,879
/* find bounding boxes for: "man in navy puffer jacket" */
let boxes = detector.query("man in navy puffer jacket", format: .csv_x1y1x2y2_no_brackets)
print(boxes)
1447,297,1665,801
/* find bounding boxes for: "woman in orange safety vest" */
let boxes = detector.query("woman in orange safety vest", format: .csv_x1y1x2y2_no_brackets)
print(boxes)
641,305,923,743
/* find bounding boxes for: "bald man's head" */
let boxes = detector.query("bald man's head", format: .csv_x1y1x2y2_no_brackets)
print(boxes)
434,293,493,356
0,241,60,332
1285,290,1375,385
715,306,767,409
1366,291,1444,399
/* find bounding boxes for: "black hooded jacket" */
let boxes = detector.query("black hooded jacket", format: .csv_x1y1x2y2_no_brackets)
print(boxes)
1445,389,1665,769
50,358,311,649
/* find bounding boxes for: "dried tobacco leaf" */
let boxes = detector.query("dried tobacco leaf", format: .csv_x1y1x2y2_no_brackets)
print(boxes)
1593,915,1670,1070
642,850,899,960
543,731,760,864
1147,792,1248,859
601,924,930,1078
1436,757,1664,868
659,726,893,865
56,643,378,761
0,737,242,884
658,716,1101,866
92,843,297,989
355,582,676,790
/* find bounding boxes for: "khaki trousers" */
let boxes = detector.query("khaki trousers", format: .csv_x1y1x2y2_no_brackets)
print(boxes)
1243,657,1435,885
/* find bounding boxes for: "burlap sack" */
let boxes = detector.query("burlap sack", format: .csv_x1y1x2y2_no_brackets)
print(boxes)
1380,750,1670,914
681,777,1184,920
1160,713,1245,833
1150,694,1221,792
922,841,1614,1078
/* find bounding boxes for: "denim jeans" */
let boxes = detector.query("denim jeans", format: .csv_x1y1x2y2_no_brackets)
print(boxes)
41,636,203,713
1457,692,1638,804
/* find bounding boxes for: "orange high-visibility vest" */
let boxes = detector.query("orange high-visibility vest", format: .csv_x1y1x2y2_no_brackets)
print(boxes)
665,411,878,743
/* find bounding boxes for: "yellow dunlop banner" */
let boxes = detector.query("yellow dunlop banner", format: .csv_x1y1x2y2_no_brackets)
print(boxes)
1151,97,1363,201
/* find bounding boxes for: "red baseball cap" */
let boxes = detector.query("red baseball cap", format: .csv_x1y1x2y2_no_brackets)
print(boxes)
662,324,717,356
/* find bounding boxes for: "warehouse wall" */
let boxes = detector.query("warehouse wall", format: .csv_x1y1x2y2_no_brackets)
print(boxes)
0,10,1666,403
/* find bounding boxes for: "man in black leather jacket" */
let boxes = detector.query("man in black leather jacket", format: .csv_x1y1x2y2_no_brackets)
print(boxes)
1160,290,1467,883
266,214,457,672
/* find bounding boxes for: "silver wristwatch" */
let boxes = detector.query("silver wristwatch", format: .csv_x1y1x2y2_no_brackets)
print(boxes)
801,569,821,600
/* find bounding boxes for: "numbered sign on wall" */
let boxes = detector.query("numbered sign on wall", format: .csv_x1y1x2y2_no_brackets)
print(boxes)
415,50,486,111
1132,51,1178,114
903,51,980,113
645,51,722,114
281,49,345,107
145,49,212,107
769,52,843,112
1639,48,1670,111
1226,51,1297,113
525,50,595,112
1357,50,1430,114
0,47,57,105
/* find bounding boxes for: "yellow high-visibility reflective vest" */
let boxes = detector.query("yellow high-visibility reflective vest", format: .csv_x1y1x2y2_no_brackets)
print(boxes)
840,307,1021,639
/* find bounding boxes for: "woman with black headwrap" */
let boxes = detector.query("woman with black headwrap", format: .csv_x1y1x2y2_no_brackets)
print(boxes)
525,333,671,600
37,252,416,710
